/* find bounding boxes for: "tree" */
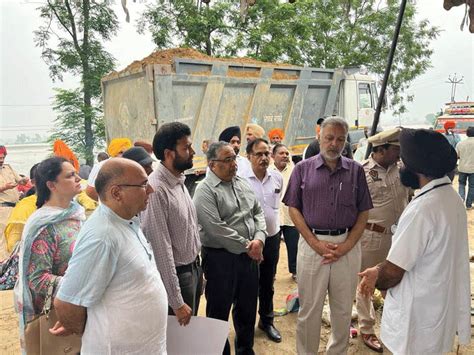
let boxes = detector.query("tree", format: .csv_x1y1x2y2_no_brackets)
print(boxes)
35,0,118,164
139,0,439,114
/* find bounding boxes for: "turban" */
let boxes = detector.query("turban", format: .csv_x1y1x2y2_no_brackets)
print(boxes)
268,128,285,140
134,141,153,154
219,126,241,142
53,140,79,171
108,138,133,157
245,124,265,139
0,145,6,155
368,128,401,147
443,121,456,130
400,128,457,178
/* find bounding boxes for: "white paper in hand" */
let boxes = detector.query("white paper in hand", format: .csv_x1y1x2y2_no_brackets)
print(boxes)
166,316,229,355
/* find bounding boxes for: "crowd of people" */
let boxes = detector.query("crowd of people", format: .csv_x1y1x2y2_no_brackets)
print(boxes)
0,116,473,355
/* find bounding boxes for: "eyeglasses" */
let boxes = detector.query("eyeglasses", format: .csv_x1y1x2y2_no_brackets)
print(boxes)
251,151,271,158
212,156,237,164
117,183,149,189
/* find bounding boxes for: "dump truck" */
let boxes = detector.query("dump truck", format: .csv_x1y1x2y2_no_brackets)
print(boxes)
101,49,379,179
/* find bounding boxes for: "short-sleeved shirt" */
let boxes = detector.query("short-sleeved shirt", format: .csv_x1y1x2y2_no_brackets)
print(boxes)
362,157,409,228
57,204,168,354
241,168,283,236
283,154,373,229
456,137,474,173
0,164,21,203
381,176,471,354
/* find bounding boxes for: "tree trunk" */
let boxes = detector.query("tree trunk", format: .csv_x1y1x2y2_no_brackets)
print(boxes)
82,0,94,166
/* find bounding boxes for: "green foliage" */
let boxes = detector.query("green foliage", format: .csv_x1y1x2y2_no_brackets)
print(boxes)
48,88,105,163
139,0,439,114
35,0,118,164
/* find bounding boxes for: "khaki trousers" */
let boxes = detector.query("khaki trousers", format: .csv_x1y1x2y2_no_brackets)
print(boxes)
355,230,392,335
0,206,13,260
296,233,361,355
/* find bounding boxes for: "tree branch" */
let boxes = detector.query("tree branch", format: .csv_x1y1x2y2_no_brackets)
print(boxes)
63,0,82,57
47,0,75,42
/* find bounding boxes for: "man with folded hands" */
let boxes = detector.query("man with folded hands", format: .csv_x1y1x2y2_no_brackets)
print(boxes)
283,116,373,355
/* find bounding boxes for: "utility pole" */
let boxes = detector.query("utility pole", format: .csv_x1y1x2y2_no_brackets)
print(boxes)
446,74,464,103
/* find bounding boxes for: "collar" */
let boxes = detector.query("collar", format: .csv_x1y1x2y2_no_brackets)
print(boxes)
100,204,141,229
367,156,396,171
241,166,272,181
314,154,349,171
157,162,185,187
414,176,451,197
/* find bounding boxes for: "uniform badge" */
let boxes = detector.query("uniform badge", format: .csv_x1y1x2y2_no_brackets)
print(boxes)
369,169,381,182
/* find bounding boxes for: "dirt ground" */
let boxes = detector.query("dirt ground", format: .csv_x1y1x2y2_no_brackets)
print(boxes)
1,206,474,354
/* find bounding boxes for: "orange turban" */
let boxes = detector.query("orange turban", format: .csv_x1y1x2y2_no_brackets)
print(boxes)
134,141,153,154
108,138,133,157
53,140,79,171
268,128,285,140
443,121,456,130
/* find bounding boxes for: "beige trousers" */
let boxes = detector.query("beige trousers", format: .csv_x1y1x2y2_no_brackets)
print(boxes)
296,233,361,355
355,230,392,334
0,206,13,260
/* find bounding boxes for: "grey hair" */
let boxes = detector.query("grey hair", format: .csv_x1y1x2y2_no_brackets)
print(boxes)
206,141,231,161
320,116,349,136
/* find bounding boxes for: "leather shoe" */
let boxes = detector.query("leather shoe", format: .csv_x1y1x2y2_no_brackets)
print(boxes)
258,321,282,343
361,333,383,353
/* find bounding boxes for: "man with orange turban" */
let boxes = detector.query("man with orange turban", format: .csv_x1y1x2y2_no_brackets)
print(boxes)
443,121,460,149
268,128,285,145
86,138,132,201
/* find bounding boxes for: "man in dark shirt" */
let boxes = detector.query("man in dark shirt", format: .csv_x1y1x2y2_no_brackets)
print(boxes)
283,116,373,354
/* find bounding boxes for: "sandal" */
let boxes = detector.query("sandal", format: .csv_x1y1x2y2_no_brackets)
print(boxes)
362,333,383,353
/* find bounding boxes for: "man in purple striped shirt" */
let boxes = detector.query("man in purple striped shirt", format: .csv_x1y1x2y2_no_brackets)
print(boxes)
283,117,373,355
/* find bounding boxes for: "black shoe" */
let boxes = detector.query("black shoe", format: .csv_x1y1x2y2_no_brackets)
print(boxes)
258,321,282,343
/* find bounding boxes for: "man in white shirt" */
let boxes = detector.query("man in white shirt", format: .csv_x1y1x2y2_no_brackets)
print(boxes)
241,138,283,343
359,128,471,355
456,126,474,209
53,158,168,354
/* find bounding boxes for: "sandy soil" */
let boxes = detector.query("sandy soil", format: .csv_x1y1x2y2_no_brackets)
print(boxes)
1,208,473,354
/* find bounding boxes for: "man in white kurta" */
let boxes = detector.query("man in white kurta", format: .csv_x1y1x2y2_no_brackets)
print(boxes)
359,128,471,355
381,175,470,354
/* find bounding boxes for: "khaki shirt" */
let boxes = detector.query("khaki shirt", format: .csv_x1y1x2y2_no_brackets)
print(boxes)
362,157,409,229
272,162,294,227
0,164,21,204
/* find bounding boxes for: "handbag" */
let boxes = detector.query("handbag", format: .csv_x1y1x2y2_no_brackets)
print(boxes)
24,280,82,355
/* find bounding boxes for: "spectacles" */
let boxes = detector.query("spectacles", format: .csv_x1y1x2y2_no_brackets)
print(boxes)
212,156,237,164
117,183,149,189
251,152,270,158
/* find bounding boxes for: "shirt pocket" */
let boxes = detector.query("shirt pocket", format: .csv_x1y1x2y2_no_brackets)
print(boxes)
338,182,357,207
264,191,280,210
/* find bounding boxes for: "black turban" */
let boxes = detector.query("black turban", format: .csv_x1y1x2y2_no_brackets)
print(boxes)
400,128,457,178
219,126,241,143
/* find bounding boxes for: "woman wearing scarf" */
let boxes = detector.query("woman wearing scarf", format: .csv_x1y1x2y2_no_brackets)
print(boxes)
14,157,85,354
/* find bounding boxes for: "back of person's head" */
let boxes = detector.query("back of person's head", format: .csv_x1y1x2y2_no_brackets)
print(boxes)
35,157,68,208
153,122,191,161
97,152,109,162
246,138,269,155
466,126,474,137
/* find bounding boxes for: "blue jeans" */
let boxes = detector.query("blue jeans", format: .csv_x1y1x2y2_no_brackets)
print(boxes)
458,172,474,207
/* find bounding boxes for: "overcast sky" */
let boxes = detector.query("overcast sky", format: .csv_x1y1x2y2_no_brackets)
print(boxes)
0,0,473,141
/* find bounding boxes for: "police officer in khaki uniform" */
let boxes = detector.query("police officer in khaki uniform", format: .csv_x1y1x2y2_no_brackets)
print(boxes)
356,128,410,353
0,145,27,258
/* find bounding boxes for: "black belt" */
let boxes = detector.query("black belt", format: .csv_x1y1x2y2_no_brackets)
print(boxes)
0,202,16,207
176,256,200,275
312,228,349,236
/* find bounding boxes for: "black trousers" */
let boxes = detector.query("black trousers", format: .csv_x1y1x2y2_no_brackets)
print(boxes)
168,260,203,316
281,225,299,274
258,231,281,325
202,247,259,355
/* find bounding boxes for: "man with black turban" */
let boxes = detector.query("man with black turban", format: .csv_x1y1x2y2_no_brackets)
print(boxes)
218,126,251,176
359,128,470,354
